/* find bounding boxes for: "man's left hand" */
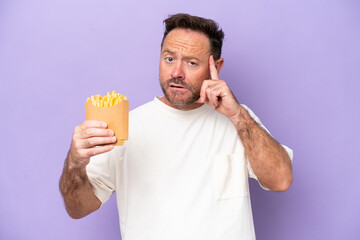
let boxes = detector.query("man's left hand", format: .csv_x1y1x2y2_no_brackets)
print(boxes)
196,55,241,121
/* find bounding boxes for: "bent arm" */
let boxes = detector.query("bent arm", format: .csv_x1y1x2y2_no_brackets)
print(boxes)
197,56,292,191
59,151,101,219
230,106,293,192
59,120,116,218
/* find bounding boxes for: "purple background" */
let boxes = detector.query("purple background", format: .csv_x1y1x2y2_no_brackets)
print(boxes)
1,1,359,239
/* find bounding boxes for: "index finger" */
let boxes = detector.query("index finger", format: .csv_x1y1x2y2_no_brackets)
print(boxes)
209,55,219,80
80,120,108,130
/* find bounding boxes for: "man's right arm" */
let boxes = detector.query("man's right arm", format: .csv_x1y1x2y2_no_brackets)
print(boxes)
59,120,116,219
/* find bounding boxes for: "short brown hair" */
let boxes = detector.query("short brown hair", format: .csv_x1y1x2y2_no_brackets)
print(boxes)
161,13,225,60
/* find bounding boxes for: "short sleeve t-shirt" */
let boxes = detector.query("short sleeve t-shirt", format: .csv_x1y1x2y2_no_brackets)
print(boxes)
86,97,293,240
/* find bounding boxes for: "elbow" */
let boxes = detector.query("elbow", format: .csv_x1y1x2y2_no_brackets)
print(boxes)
62,195,101,219
68,212,85,219
273,174,293,192
64,200,101,219
65,206,89,220
272,158,293,192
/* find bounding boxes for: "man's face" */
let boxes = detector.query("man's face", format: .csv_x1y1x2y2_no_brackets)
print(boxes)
159,28,211,110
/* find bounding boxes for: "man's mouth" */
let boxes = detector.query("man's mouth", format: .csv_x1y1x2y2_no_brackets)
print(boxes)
169,84,186,89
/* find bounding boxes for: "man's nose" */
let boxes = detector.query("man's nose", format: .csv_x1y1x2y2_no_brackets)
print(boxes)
170,62,185,79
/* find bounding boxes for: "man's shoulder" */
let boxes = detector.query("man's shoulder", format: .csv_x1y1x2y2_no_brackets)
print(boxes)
130,99,155,114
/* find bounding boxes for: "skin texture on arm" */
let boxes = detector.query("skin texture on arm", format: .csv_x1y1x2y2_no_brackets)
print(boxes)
230,106,293,191
197,56,293,192
59,153,101,219
59,120,116,218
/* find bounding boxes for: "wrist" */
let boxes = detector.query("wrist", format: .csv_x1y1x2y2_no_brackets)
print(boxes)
230,106,257,136
60,157,88,196
65,151,88,176
229,106,249,127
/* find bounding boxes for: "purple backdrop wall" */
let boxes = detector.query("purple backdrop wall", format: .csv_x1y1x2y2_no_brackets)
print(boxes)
1,1,359,239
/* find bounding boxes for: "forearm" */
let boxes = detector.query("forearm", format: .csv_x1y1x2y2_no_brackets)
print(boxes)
230,106,293,192
59,152,101,219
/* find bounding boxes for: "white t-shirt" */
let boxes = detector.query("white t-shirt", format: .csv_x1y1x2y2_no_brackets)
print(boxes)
86,97,293,240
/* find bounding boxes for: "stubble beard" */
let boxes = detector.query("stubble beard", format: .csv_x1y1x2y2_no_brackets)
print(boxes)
160,78,201,107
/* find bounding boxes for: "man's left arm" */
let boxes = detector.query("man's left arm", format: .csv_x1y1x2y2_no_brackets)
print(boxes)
197,56,293,192
229,105,293,192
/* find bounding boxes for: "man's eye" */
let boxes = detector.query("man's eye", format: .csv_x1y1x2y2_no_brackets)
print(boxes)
165,57,174,63
189,61,197,66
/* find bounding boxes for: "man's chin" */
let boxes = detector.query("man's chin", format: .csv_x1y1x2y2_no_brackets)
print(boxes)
168,98,192,107
160,86,200,109
164,94,201,109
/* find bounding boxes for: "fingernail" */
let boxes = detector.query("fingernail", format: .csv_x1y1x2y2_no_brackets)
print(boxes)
109,130,114,136
102,122,107,128
112,136,117,142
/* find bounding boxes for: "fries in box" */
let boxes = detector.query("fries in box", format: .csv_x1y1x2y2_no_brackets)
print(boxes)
85,91,128,146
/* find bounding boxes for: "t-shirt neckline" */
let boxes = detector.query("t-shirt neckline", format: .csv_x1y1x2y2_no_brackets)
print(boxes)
153,96,211,118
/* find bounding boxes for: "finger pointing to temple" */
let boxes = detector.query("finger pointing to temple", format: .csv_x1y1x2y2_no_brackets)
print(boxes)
209,55,219,80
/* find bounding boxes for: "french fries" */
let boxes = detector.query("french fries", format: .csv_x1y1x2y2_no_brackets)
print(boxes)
87,91,127,107
85,90,129,146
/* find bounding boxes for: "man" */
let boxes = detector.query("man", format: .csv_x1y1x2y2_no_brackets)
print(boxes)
60,13,293,239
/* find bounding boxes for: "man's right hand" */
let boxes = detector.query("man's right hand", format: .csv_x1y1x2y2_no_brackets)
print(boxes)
68,120,117,171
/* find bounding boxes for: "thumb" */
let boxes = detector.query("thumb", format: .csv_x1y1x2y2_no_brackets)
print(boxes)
195,96,205,103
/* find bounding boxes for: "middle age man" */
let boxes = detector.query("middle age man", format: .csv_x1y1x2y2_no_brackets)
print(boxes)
60,13,293,240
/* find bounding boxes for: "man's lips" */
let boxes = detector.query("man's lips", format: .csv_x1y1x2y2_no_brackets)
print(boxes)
166,78,191,92
169,84,186,89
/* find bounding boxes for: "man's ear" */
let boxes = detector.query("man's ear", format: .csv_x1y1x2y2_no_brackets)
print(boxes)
215,58,224,74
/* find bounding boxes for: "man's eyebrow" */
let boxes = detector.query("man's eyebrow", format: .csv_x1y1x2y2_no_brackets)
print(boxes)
162,49,176,55
182,56,200,61
161,49,201,61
